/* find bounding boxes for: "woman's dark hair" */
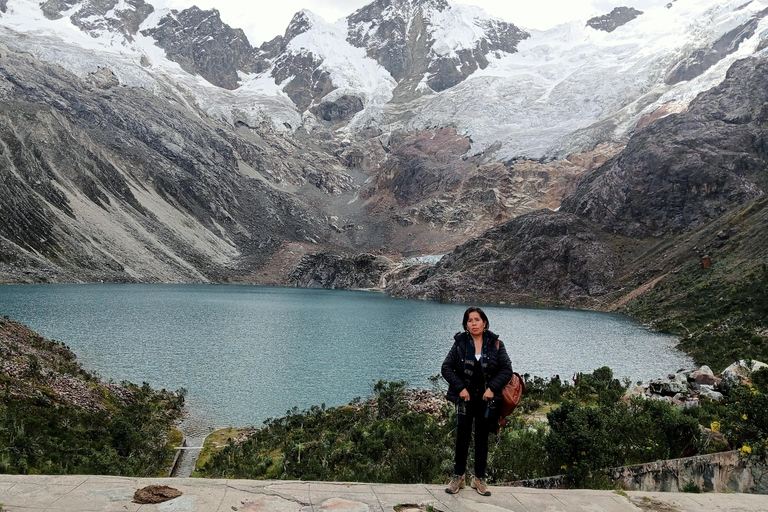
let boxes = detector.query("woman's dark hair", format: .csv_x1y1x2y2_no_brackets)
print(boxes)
462,307,489,331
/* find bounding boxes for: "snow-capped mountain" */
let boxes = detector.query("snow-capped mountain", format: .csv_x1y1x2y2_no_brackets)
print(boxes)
2,0,768,287
3,0,767,161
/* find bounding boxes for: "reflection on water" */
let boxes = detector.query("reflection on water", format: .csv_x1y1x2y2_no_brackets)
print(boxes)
0,284,692,432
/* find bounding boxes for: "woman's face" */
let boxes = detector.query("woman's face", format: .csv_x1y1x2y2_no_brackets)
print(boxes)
466,311,486,336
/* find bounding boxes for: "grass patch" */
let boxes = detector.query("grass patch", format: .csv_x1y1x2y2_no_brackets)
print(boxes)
156,428,185,477
192,428,253,476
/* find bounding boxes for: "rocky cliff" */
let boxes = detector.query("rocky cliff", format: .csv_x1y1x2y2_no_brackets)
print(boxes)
288,252,395,289
586,7,643,33
346,0,528,98
0,37,345,283
562,57,768,239
385,209,625,304
142,6,257,90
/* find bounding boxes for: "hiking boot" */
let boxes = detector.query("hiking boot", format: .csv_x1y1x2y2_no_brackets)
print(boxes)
471,476,491,496
445,474,465,494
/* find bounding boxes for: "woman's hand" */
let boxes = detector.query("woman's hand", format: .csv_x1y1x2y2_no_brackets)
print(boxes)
459,388,470,401
482,388,494,401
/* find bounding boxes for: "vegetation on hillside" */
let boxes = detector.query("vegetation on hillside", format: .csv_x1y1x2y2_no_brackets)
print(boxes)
620,198,768,372
0,317,185,476
200,369,768,488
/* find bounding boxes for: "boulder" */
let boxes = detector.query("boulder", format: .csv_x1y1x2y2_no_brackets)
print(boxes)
621,385,648,402
691,365,720,386
699,385,724,402
648,373,688,396
700,427,731,451
649,377,687,396
720,360,768,390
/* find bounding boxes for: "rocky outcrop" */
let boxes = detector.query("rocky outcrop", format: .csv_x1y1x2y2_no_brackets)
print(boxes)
561,57,768,238
386,210,622,303
41,0,154,38
142,7,256,90
360,128,590,255
720,360,768,391
620,361,768,406
666,7,768,85
346,0,528,96
288,252,396,289
267,12,336,110
586,7,643,33
312,95,364,123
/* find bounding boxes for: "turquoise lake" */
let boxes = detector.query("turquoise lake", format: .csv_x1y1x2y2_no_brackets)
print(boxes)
0,284,693,434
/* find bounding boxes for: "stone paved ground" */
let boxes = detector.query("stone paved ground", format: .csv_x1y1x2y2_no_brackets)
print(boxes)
1,475,768,512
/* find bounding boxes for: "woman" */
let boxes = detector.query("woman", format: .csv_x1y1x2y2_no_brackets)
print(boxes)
441,307,513,496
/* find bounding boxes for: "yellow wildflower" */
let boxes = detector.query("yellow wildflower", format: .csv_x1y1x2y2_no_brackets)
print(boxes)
740,445,752,457
743,414,748,420
710,421,721,432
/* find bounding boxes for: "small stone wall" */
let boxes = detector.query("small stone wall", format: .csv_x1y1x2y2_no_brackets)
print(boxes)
510,451,768,493
608,451,766,493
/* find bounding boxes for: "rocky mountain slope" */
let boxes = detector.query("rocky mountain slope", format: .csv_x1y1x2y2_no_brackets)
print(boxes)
1,0,768,294
388,53,768,299
0,38,343,283
384,53,768,369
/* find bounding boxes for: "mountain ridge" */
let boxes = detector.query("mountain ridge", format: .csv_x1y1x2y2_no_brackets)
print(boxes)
1,0,768,303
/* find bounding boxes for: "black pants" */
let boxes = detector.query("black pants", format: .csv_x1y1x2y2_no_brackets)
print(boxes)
454,397,495,478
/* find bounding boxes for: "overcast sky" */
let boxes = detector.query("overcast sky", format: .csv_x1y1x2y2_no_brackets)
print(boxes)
154,0,670,46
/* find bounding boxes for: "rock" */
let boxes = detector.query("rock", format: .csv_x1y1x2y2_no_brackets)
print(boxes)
699,385,724,402
649,378,687,396
142,6,256,90
700,427,731,451
621,385,648,402
720,360,768,390
386,210,622,303
561,57,768,238
346,0,528,96
666,9,768,85
313,95,364,123
691,365,720,386
133,485,182,504
288,252,396,289
586,7,644,33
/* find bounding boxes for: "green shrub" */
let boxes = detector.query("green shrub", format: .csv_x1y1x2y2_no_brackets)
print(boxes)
545,398,699,488
682,481,701,493
0,383,184,476
488,420,549,481
201,381,454,483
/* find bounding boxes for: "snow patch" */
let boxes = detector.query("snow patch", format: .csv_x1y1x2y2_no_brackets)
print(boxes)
428,3,497,57
287,16,396,107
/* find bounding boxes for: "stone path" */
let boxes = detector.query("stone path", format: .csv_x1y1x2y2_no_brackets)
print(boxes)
2,475,768,512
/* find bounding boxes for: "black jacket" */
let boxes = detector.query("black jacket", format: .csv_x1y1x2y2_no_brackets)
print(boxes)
441,329,514,404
